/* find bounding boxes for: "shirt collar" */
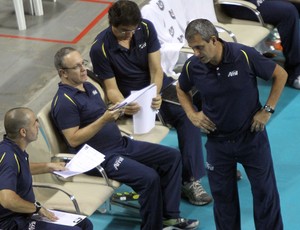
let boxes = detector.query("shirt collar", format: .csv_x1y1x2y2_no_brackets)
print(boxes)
107,23,143,52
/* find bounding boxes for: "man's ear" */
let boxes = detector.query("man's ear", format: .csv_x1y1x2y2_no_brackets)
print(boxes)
211,36,217,44
20,128,26,137
59,69,65,77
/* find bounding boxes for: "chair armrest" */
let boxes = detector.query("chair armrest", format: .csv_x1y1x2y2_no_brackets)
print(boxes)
214,24,237,42
32,182,80,214
216,0,266,26
96,165,114,188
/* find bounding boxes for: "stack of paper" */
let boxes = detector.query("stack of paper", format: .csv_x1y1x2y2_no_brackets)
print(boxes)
53,144,105,178
132,84,157,134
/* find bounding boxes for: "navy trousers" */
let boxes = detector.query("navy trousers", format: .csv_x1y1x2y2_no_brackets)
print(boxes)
98,137,182,230
31,218,93,230
205,129,283,230
160,100,205,183
222,0,300,82
2,216,93,230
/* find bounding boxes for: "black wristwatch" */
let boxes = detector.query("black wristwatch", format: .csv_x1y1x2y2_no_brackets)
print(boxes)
34,201,42,214
263,105,275,114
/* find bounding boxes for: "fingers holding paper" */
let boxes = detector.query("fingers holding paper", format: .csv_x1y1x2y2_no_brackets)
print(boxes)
105,105,124,121
124,102,140,115
151,94,162,110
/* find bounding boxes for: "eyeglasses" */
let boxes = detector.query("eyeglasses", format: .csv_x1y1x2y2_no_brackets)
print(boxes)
61,59,89,71
117,27,141,35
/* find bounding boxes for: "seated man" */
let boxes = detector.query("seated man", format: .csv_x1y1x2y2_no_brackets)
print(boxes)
51,47,199,230
222,0,300,89
0,107,93,230
90,0,212,206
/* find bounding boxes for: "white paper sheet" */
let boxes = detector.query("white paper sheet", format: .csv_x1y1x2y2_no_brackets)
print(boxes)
53,144,105,178
133,85,157,134
32,210,86,226
108,84,156,110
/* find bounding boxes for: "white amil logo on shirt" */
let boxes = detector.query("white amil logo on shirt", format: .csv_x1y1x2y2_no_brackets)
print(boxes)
228,70,238,77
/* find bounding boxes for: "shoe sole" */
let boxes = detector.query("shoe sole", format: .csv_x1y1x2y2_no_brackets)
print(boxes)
163,227,198,230
181,193,213,206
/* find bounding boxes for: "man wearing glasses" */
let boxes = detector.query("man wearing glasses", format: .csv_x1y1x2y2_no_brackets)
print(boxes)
51,47,199,230
90,0,212,207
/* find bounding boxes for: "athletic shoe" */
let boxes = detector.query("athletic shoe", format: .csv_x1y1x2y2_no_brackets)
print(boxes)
163,218,199,230
111,191,139,201
182,180,212,206
292,76,300,89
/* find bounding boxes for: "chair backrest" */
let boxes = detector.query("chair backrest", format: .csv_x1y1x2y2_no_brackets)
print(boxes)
141,0,186,76
37,101,68,154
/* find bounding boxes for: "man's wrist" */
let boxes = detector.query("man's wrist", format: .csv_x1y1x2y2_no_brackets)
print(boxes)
34,201,42,214
263,105,275,114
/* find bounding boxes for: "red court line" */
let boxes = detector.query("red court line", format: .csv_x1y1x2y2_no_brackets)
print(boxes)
0,0,113,44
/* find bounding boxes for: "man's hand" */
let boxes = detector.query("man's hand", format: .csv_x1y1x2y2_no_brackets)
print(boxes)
187,111,216,134
104,106,124,121
124,102,140,115
251,109,271,132
47,162,66,172
151,94,162,110
38,207,59,222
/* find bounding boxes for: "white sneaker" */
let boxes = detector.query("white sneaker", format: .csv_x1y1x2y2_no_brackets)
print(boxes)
292,76,300,89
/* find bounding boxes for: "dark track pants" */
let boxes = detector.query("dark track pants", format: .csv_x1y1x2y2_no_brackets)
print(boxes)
205,129,283,230
222,0,300,82
100,137,182,230
160,100,205,183
2,216,93,230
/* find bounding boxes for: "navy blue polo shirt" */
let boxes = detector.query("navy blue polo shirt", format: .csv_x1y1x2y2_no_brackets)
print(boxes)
51,82,123,154
178,41,276,139
0,137,35,222
90,19,172,97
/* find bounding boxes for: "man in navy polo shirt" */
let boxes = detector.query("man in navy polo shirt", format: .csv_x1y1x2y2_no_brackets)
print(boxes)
89,0,212,206
176,19,287,230
0,107,93,230
51,47,199,230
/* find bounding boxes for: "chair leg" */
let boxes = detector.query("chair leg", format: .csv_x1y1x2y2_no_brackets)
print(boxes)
13,0,26,30
32,0,44,16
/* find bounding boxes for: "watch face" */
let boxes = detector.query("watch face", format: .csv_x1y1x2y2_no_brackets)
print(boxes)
264,105,274,113
35,201,41,208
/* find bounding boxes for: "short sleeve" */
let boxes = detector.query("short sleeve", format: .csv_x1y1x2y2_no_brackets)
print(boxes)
52,95,80,130
0,152,18,191
178,59,194,92
90,35,115,81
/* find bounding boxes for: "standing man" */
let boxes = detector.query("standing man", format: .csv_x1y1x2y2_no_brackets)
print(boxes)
0,107,93,230
51,47,199,230
89,0,212,206
176,19,287,230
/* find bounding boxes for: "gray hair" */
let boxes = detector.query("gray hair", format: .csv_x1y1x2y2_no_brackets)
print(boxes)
185,19,219,43
4,107,33,139
54,47,77,70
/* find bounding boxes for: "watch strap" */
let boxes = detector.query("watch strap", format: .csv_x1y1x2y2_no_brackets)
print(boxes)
263,105,275,114
34,201,42,214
